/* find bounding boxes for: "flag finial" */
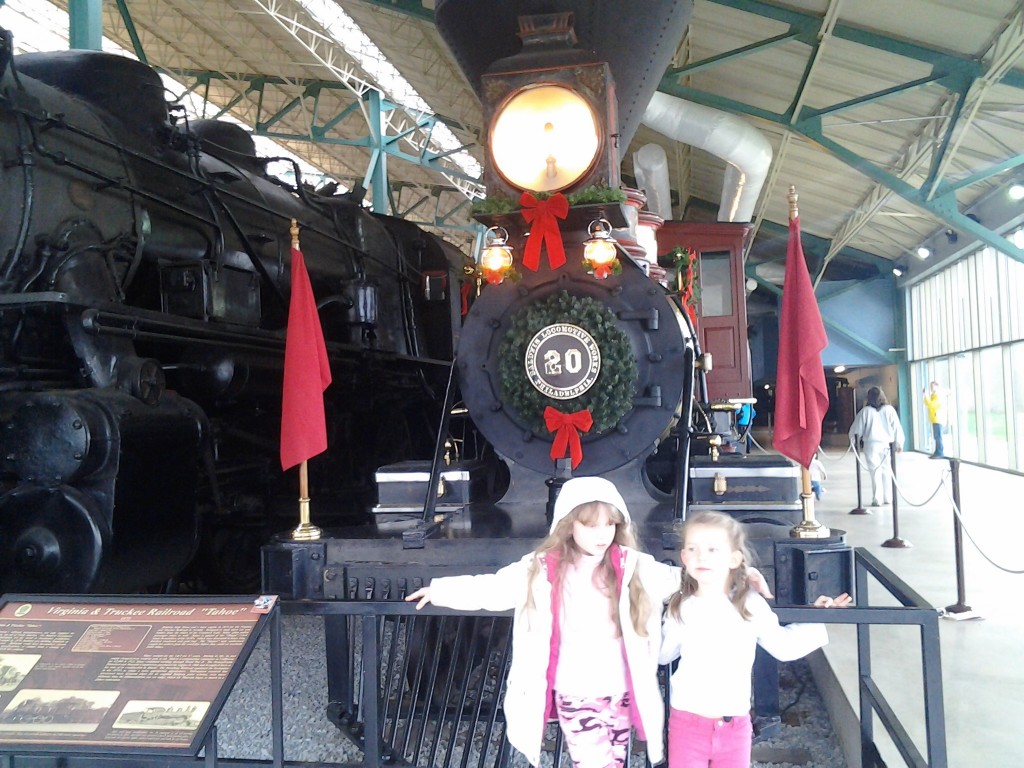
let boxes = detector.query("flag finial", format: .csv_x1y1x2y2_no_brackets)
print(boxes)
788,185,799,221
290,218,300,249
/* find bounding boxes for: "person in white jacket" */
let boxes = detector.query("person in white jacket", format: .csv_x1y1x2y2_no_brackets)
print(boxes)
660,511,850,768
406,476,680,768
848,386,906,506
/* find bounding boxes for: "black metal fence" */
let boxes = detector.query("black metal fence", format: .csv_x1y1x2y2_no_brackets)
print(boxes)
286,545,945,768
2,546,943,768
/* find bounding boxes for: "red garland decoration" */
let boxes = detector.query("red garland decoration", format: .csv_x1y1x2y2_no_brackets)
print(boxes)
520,192,569,271
583,257,621,279
544,406,594,469
675,246,699,325
482,267,507,285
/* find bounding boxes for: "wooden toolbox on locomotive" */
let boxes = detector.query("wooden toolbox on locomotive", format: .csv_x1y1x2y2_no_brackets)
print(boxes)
689,454,802,506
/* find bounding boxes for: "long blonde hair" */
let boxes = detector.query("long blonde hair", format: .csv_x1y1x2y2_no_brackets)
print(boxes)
526,501,651,636
667,511,753,621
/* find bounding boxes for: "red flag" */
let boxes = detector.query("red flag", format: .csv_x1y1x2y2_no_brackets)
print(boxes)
773,216,828,469
280,243,332,470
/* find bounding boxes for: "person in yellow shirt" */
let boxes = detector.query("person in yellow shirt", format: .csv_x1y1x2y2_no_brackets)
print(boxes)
923,381,946,458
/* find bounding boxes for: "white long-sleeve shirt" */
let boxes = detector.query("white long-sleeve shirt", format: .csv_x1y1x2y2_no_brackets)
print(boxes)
555,553,628,696
659,591,828,718
849,404,905,448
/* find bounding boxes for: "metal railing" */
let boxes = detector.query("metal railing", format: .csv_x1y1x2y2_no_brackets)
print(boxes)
776,547,946,768
279,546,946,768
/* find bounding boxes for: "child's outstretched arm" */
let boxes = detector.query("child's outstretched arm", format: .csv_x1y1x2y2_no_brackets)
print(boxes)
812,593,852,608
406,586,433,610
401,556,531,612
747,566,774,599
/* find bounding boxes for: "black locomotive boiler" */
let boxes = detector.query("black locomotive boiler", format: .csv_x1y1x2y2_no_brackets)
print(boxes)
0,30,466,595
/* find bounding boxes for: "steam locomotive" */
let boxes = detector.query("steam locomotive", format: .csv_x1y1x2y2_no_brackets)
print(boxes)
0,2,728,600
0,29,467,594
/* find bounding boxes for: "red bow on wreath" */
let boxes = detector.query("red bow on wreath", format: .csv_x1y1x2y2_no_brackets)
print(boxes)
520,192,569,271
544,406,593,469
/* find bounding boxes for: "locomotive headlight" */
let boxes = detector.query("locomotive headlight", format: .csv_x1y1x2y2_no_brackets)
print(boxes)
489,84,600,194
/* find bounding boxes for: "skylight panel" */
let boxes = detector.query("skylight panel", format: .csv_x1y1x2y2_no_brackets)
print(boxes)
295,0,482,179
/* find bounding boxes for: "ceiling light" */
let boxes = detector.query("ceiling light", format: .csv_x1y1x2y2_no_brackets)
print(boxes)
944,229,958,244
916,246,931,259
1009,184,1024,201
833,365,847,373
892,267,903,277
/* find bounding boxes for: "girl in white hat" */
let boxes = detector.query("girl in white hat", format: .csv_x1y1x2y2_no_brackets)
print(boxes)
406,475,679,768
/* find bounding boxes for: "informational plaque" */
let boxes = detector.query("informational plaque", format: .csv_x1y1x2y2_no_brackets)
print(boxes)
0,594,278,755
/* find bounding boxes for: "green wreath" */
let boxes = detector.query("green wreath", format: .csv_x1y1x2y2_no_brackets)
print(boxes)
498,291,638,435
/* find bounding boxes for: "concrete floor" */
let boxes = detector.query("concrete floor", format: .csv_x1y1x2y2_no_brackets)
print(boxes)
774,437,1024,768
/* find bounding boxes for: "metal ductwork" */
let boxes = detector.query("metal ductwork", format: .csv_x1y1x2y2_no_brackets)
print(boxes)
633,143,673,221
434,0,694,154
640,92,773,222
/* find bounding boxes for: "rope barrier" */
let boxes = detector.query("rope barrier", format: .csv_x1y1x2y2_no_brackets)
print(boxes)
848,439,946,508
817,443,851,462
939,470,1024,575
844,441,1023,573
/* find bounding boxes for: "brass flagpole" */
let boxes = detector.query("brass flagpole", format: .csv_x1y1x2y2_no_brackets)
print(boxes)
289,219,322,542
787,187,831,540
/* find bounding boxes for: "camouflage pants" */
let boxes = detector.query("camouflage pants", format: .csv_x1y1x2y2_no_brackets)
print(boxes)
553,692,631,768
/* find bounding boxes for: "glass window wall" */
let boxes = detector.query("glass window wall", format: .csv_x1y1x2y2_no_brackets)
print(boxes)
907,227,1024,470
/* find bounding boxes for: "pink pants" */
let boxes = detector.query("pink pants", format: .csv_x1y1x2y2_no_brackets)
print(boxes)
667,708,752,768
554,692,632,768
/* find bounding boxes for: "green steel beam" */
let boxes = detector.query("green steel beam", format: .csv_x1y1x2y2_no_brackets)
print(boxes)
354,0,435,23
165,70,480,136
893,294,912,443
800,74,947,121
436,198,471,226
747,274,894,361
939,153,1024,194
68,0,102,51
754,219,891,272
665,29,811,79
796,121,1024,265
114,0,148,64
164,69,482,185
661,0,1024,266
707,0,1017,85
364,90,389,214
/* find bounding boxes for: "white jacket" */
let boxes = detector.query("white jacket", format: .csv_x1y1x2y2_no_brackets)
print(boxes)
849,404,905,448
428,547,679,766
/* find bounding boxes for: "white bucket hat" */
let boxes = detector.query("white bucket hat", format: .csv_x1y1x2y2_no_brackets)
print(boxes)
550,476,631,533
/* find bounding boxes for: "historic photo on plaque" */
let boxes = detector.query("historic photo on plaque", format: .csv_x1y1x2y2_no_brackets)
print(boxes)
0,689,120,733
0,654,40,692
114,700,209,730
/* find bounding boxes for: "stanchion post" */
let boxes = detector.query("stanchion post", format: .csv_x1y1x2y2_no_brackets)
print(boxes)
945,458,972,614
882,441,911,548
850,439,868,515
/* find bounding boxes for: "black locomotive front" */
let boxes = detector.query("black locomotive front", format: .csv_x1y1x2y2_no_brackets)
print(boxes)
0,33,463,594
